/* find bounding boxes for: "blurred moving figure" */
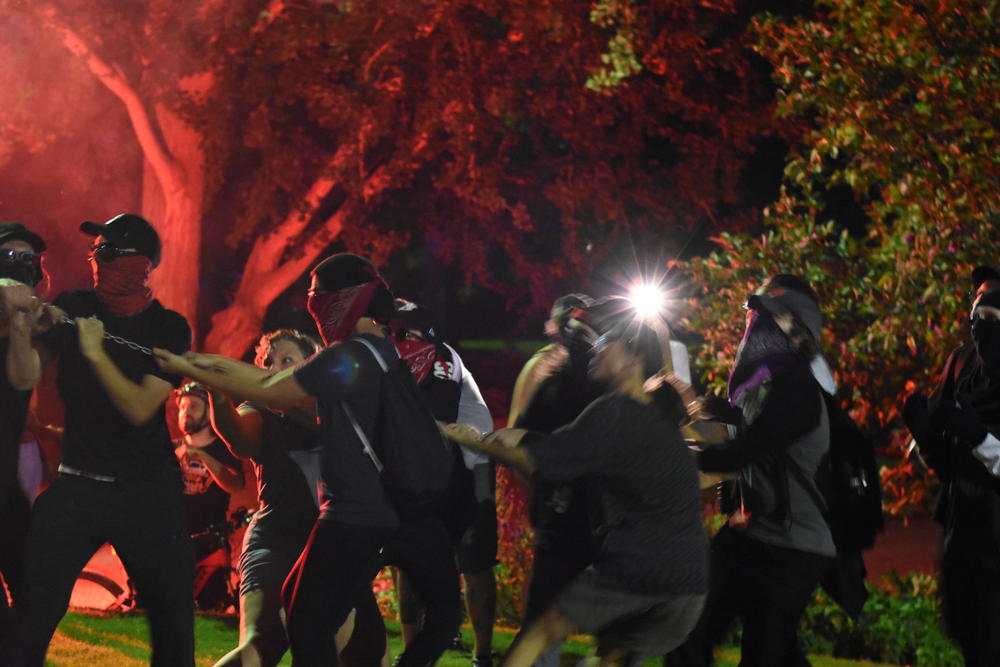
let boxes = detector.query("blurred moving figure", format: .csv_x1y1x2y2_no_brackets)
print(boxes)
507,294,593,427
445,304,708,667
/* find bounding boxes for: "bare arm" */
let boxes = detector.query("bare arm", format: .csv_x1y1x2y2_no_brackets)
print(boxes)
182,444,245,494
2,283,42,390
441,424,535,476
209,393,265,460
153,348,311,409
77,317,173,426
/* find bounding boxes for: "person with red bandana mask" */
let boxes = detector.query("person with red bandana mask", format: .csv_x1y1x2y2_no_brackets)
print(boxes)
153,253,462,667
391,299,498,667
1,214,196,667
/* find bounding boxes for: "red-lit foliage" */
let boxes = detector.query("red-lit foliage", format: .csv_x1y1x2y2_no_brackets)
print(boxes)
1,0,780,357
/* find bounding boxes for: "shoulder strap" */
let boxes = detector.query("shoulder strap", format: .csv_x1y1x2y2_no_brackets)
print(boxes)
341,400,384,473
352,336,389,373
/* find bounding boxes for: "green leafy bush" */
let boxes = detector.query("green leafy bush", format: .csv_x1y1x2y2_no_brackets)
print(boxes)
799,573,962,666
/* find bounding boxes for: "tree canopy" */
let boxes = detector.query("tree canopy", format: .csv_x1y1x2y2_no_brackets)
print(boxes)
1,0,782,357
679,0,999,515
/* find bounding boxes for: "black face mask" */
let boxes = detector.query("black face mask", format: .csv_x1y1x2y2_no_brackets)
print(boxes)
972,318,1000,369
0,250,42,287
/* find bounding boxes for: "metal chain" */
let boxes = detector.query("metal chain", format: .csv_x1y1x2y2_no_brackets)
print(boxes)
60,316,154,356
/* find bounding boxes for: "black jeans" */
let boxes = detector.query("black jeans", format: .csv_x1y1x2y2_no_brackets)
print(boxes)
666,526,832,667
284,516,461,667
940,548,1000,667
0,485,31,637
2,470,195,667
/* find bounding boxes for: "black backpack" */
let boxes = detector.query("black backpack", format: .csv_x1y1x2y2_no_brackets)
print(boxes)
343,337,454,521
791,388,884,552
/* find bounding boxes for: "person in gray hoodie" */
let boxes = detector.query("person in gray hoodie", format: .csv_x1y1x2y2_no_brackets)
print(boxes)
669,274,835,667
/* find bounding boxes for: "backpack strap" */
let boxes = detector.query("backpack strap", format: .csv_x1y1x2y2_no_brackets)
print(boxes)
342,400,384,473
341,337,390,474
352,336,389,373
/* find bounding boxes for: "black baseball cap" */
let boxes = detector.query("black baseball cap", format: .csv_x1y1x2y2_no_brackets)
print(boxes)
80,213,162,267
393,299,441,343
0,221,46,253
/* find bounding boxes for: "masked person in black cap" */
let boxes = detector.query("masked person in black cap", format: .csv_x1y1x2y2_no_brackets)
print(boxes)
903,266,1000,667
154,253,461,667
443,302,708,667
2,214,196,667
173,382,245,610
508,294,594,427
670,274,836,667
0,221,55,637
391,299,497,666
512,299,607,667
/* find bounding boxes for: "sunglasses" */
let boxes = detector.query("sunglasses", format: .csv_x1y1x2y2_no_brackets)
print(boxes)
0,248,42,269
89,242,140,262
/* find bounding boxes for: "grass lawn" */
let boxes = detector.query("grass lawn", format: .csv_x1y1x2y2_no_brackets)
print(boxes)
46,612,895,667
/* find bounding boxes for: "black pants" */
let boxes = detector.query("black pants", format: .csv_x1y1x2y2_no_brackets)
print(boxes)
523,530,593,624
940,548,1000,667
2,470,195,667
0,485,31,636
284,516,461,667
666,526,832,667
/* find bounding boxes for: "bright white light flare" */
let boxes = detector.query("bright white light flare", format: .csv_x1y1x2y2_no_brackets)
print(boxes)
628,282,666,322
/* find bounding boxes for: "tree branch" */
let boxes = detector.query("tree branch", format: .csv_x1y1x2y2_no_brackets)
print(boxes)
39,5,184,196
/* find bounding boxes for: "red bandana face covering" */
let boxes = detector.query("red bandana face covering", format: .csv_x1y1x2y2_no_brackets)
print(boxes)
91,255,154,317
393,338,438,383
307,280,385,345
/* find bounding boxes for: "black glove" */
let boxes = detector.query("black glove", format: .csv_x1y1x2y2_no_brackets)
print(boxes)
933,402,989,446
902,393,932,443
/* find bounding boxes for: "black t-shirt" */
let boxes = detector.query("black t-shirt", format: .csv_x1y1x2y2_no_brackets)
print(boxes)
41,290,191,481
293,334,398,527
0,337,32,504
244,404,322,549
178,437,241,539
524,393,709,595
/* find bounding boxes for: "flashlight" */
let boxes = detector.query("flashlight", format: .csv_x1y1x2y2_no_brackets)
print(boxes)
628,282,667,322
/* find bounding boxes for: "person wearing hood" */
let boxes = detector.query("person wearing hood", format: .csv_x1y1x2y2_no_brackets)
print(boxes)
670,274,836,667
2,214,196,667
903,266,1000,667
154,253,462,667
